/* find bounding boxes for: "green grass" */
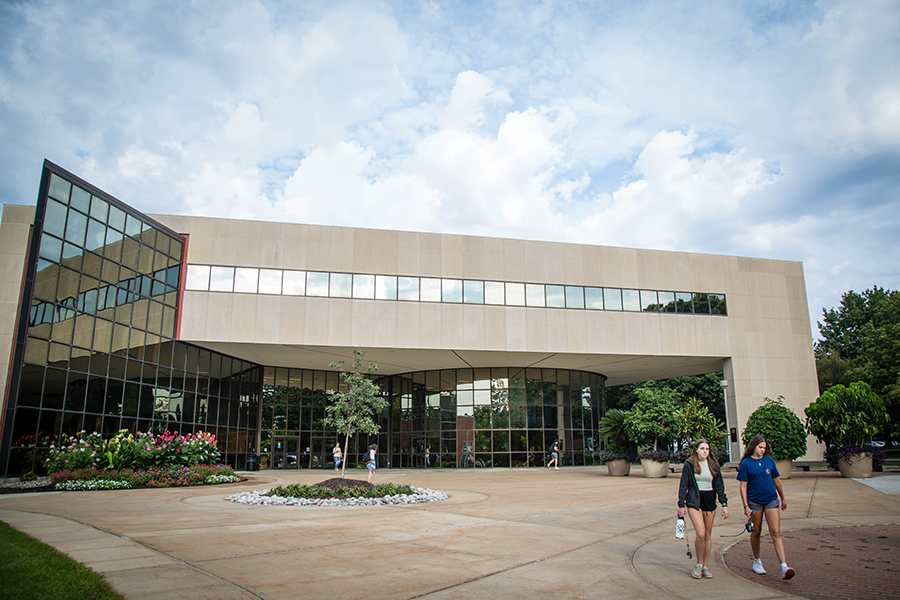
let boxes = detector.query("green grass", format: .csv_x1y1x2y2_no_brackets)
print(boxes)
0,521,124,600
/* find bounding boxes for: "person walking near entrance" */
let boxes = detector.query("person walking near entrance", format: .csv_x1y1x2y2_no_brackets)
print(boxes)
548,439,560,469
677,439,729,579
364,444,378,483
332,442,342,471
738,435,795,580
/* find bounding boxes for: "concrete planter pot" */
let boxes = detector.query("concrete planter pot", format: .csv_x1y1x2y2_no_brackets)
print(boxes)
606,459,632,476
838,454,873,478
640,458,669,478
774,458,792,479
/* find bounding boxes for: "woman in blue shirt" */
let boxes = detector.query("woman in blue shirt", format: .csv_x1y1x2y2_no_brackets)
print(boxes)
677,439,729,579
737,435,794,580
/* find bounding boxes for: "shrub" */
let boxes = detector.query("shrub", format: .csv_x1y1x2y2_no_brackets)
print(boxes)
805,382,889,447
742,396,807,461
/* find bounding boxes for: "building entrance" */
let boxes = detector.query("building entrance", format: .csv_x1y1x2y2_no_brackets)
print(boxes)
272,437,301,469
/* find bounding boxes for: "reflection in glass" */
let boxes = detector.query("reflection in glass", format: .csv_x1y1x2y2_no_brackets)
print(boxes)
525,284,545,307
442,279,462,303
484,282,504,305
233,268,258,293
622,289,640,311
306,272,329,296
463,280,484,304
640,290,658,311
282,271,306,295
604,288,622,310
353,274,375,299
398,277,418,301
420,278,441,302
565,286,584,309
545,285,565,308
258,269,282,294
585,287,603,310
375,275,397,300
329,273,352,298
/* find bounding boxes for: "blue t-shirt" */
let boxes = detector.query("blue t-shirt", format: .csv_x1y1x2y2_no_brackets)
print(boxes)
737,455,780,505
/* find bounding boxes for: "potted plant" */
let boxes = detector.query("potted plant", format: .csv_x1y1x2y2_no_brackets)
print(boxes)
741,396,807,478
805,382,890,478
597,444,638,476
598,409,636,476
624,384,680,478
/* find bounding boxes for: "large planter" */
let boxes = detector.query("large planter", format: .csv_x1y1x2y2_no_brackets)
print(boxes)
838,453,873,478
775,459,792,480
640,458,669,478
606,459,632,476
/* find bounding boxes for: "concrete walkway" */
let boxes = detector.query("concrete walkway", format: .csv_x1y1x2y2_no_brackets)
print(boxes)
1,467,899,600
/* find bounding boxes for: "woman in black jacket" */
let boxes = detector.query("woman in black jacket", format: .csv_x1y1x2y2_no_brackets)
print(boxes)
677,439,729,579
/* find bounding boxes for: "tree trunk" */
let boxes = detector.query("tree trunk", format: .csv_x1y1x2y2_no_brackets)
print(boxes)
341,434,350,479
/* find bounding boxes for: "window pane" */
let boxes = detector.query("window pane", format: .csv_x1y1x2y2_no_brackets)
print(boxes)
463,280,484,304
234,268,258,293
604,288,622,310
375,275,397,300
209,267,235,292
398,277,419,301
90,197,109,222
693,293,711,314
585,287,603,310
184,265,209,292
622,289,640,311
676,292,693,313
545,285,565,308
484,282,504,305
659,291,676,312
64,209,87,246
525,284,545,307
256,269,281,294
353,274,375,299
282,271,306,295
43,199,68,238
564,286,584,309
505,282,525,306
442,279,462,303
640,290,659,311
329,273,352,298
420,278,441,302
306,272,329,297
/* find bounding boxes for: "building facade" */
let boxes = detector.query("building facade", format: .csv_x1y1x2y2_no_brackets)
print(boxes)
0,161,820,477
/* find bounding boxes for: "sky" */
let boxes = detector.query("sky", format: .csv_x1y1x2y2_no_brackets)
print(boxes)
1,0,898,337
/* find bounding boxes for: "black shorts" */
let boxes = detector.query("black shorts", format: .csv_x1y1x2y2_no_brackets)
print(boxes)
699,490,717,512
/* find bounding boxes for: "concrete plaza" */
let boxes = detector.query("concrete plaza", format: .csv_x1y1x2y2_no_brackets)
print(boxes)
1,467,899,600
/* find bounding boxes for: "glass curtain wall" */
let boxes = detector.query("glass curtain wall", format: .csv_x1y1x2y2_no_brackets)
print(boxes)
0,162,261,476
378,368,605,469
260,367,604,469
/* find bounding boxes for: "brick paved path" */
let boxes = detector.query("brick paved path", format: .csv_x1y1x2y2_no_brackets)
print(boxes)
724,524,900,600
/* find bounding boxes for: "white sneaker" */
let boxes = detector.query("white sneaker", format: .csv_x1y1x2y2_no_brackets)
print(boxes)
752,559,766,575
782,564,795,580
692,564,703,579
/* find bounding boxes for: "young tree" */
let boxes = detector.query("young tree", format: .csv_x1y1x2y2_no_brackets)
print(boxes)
323,348,387,478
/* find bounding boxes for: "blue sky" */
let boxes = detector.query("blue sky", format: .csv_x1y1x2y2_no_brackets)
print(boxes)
1,0,899,336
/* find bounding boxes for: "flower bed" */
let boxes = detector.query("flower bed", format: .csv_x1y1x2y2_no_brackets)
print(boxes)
50,464,240,490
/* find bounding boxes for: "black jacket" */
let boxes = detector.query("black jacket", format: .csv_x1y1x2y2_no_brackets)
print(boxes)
677,458,727,509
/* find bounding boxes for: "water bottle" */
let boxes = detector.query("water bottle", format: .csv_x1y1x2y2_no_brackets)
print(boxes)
675,515,685,539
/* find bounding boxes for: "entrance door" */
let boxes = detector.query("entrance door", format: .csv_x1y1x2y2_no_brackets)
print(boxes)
272,437,300,469
311,437,332,469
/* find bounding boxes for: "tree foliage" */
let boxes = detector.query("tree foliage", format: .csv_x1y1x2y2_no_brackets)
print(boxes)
804,382,889,448
323,348,387,478
741,396,807,461
816,286,900,435
623,383,681,451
